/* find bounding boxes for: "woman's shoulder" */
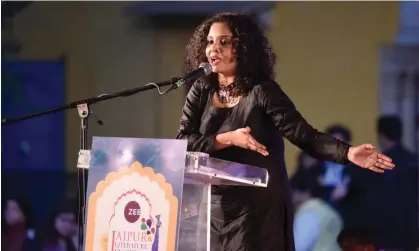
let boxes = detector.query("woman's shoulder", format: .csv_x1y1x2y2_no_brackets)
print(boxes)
191,77,214,92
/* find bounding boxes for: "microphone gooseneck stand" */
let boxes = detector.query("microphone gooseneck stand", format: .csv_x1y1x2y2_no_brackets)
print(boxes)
1,77,182,251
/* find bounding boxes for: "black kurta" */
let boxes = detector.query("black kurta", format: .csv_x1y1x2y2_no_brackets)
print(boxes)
176,79,351,251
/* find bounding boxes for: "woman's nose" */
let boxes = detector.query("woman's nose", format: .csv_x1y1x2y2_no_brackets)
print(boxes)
210,42,221,53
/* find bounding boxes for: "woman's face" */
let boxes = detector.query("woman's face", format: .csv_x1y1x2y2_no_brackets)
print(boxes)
205,22,236,77
4,200,25,225
54,212,76,237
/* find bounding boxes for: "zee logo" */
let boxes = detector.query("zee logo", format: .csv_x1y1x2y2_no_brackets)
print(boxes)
124,201,141,223
129,208,141,216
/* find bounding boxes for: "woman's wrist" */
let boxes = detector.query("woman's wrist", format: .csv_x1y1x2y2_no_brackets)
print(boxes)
347,146,355,162
215,132,233,150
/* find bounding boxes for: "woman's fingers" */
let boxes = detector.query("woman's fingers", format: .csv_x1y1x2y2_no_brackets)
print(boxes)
377,153,394,166
375,161,393,170
246,136,268,156
257,148,269,156
234,127,269,156
368,166,385,173
246,143,269,156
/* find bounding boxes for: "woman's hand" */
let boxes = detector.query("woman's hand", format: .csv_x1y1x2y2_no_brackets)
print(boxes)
216,127,269,156
347,144,395,173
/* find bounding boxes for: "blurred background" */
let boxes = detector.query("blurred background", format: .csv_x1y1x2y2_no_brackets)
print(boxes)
1,1,418,251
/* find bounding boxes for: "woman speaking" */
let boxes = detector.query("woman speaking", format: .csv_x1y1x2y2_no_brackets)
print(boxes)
177,12,394,251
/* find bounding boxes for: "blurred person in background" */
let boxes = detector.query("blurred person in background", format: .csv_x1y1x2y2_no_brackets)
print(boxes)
177,12,395,250
317,124,353,204
291,151,322,183
365,116,418,250
39,201,77,251
318,125,372,231
291,174,342,251
2,196,40,251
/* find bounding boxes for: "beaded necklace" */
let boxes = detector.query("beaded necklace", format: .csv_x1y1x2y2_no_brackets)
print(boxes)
217,82,241,104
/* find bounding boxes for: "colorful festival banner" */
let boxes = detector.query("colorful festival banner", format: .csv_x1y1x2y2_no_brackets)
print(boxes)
85,137,187,251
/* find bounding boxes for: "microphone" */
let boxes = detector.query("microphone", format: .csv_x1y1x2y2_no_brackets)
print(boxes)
175,62,212,88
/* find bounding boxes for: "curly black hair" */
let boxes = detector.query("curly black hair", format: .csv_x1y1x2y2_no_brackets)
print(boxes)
184,12,276,93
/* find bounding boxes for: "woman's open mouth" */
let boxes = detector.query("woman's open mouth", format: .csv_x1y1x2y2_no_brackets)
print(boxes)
209,56,221,66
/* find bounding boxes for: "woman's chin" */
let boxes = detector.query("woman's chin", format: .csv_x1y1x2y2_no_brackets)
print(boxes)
211,66,220,72
211,66,227,75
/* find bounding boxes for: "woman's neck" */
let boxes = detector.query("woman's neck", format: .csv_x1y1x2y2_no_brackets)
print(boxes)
217,73,235,86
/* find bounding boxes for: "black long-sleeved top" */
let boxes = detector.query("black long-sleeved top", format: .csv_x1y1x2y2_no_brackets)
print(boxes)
177,78,351,251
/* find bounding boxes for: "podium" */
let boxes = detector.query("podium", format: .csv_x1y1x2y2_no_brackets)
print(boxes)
84,137,268,251
179,151,269,251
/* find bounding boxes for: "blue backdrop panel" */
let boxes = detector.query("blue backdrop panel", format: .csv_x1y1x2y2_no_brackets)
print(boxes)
1,60,66,226
2,60,65,171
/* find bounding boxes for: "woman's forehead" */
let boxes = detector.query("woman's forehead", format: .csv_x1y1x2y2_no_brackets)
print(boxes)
208,23,232,37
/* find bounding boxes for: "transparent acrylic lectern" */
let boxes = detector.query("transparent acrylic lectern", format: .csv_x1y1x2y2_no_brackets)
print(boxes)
177,152,269,251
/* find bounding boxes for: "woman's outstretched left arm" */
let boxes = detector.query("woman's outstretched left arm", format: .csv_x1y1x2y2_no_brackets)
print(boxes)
257,81,394,172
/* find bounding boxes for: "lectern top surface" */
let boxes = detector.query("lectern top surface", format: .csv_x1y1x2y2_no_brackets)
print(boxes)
184,152,269,187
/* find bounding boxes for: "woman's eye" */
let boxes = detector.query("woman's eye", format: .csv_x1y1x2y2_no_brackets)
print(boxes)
221,40,232,45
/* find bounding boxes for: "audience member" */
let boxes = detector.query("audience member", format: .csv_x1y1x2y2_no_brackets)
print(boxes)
366,116,418,250
291,174,342,251
1,197,40,251
317,124,353,204
314,124,374,233
291,151,322,183
39,201,78,251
